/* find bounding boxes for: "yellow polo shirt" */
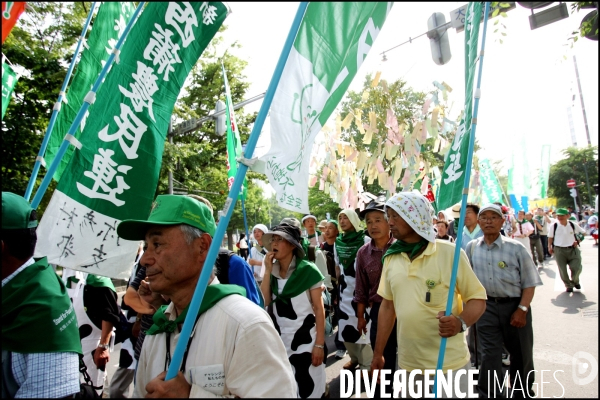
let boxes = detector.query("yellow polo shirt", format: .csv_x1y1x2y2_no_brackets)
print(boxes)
378,240,487,373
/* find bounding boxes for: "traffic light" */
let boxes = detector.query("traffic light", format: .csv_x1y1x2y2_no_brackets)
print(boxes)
427,12,451,65
569,188,577,198
215,100,227,136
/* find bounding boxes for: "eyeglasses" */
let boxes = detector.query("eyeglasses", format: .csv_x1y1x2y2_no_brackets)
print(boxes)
270,236,286,244
478,216,503,222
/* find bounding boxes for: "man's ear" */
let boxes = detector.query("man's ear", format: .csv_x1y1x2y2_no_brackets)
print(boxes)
195,234,213,263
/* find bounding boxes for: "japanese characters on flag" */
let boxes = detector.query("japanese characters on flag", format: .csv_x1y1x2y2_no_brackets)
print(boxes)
222,62,247,200
34,2,228,279
2,59,18,119
255,2,392,213
478,158,504,204
435,1,481,212
2,2,26,43
46,3,136,183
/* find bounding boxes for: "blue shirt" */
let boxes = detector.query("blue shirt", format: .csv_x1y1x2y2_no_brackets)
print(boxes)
461,225,484,251
228,255,262,306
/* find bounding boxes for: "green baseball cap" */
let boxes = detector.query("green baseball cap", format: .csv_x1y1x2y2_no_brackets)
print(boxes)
2,192,38,230
117,195,216,240
555,208,569,216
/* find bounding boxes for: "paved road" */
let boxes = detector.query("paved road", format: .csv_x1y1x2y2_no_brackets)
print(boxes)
104,237,598,398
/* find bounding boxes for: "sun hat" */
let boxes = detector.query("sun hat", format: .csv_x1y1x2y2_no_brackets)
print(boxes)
451,201,480,219
262,223,306,258
478,204,503,218
279,217,302,233
385,191,436,242
359,199,386,220
555,208,569,216
301,214,317,225
317,219,328,230
252,224,269,235
117,195,216,240
2,192,38,230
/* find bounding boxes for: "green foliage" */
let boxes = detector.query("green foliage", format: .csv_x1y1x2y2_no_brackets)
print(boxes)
307,185,342,221
569,2,598,43
548,146,598,208
1,2,92,216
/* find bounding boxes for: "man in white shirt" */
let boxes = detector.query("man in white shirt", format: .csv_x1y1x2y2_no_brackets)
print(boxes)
513,210,534,259
548,208,587,293
117,195,296,397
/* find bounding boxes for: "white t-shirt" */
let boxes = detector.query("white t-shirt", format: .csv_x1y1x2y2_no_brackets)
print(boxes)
548,221,586,247
248,246,266,281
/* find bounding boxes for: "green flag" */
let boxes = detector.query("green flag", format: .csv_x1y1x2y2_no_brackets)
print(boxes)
479,158,504,204
34,2,228,279
539,144,551,199
436,2,482,211
256,2,392,213
45,3,136,182
221,62,246,200
2,59,18,119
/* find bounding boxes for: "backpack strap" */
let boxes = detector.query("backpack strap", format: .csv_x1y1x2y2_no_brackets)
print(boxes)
215,248,234,284
553,221,581,245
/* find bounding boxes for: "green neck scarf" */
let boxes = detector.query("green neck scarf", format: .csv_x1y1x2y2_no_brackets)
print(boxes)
146,284,246,335
306,230,321,239
383,238,430,262
2,258,82,354
66,273,116,292
270,258,324,304
335,230,365,272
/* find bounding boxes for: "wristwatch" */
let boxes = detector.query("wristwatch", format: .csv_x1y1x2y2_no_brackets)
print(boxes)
518,305,528,313
98,343,110,350
456,315,467,332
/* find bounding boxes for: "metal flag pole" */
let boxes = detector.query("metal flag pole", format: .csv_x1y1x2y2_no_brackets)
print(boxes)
30,2,146,210
24,2,98,201
433,2,491,397
164,1,309,380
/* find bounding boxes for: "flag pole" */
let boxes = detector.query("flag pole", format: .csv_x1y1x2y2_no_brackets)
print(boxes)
433,2,491,397
24,2,98,201
29,2,145,210
164,1,309,380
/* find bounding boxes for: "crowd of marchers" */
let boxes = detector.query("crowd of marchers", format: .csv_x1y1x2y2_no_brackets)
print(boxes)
2,189,594,398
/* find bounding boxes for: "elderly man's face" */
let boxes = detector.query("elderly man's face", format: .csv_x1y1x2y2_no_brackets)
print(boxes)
478,211,504,235
140,225,208,296
386,207,416,241
365,211,389,242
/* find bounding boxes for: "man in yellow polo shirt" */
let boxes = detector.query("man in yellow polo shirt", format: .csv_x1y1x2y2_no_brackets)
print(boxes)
371,192,487,397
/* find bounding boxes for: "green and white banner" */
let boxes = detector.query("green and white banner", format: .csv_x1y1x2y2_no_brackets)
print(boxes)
222,62,246,200
256,2,392,213
539,144,550,199
479,158,504,204
436,2,482,211
1,59,18,119
35,2,228,278
46,2,136,182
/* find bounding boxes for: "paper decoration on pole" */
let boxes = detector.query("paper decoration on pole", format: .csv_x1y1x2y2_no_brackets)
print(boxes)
34,2,228,278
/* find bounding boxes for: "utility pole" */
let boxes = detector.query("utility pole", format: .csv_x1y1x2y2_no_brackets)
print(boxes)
573,55,592,146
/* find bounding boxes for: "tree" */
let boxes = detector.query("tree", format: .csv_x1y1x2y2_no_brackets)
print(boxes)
548,146,598,208
307,185,342,222
1,2,91,216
